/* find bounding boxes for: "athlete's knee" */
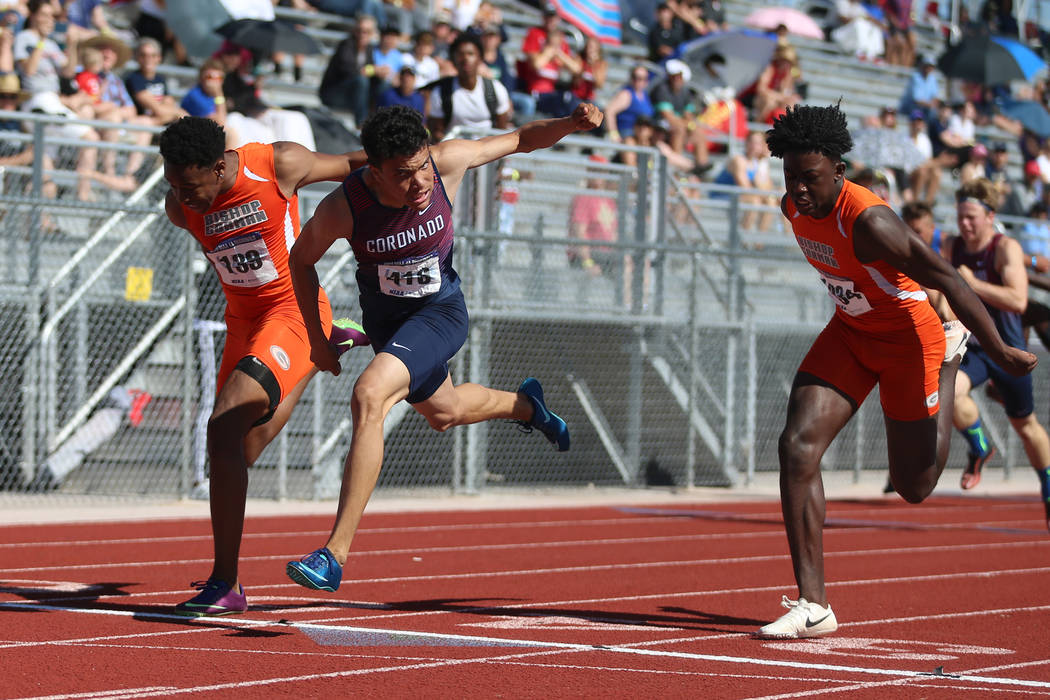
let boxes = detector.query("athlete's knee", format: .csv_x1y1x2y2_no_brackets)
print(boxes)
206,413,245,463
895,473,936,503
350,376,389,425
778,428,822,478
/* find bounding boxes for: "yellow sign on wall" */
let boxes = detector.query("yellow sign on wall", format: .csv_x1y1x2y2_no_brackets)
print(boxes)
125,267,154,302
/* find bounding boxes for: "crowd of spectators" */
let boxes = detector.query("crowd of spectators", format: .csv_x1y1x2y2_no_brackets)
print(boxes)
0,0,1049,252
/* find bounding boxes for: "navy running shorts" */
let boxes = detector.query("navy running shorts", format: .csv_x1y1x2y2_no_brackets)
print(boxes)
961,343,1034,419
363,288,469,404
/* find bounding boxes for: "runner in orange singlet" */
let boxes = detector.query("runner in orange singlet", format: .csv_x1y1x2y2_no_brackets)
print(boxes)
159,117,370,616
756,105,1037,639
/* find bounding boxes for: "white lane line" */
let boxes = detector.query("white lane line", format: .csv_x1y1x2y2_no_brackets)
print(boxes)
962,658,1050,675
4,603,1050,697
0,517,690,549
279,570,1050,629
4,597,1050,679
0,503,1039,549
9,567,1050,634
2,535,1048,577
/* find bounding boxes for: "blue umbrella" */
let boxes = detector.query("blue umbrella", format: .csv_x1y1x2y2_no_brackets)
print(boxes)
999,99,1050,138
938,34,1046,85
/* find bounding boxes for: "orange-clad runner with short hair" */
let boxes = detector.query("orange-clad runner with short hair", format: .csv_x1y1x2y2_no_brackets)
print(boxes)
181,142,334,405
755,104,1036,640
159,117,370,618
788,179,946,421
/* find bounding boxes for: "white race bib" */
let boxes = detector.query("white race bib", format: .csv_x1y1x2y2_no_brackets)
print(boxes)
820,272,872,316
378,254,441,298
206,232,278,288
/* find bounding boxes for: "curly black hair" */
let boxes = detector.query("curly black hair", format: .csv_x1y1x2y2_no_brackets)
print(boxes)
360,106,429,165
159,117,226,169
765,104,853,162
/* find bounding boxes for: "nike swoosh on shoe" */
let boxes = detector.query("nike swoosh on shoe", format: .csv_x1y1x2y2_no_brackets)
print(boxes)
806,613,832,628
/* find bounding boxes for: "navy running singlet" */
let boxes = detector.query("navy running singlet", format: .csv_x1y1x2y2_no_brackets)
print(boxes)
341,156,460,321
951,232,1026,349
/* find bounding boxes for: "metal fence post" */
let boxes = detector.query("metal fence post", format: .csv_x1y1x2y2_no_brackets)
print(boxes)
686,253,700,488
627,152,651,483
180,236,196,498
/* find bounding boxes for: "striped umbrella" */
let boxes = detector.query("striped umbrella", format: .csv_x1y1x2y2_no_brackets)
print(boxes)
551,0,622,45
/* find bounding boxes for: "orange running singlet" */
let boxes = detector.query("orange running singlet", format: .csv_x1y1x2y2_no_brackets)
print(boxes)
181,143,332,409
788,180,944,421
787,179,932,331
183,143,307,318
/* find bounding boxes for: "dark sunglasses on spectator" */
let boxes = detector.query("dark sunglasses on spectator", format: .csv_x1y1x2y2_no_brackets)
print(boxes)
0,93,20,100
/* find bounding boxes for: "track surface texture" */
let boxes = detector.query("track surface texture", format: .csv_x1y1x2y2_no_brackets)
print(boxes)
2,490,1049,699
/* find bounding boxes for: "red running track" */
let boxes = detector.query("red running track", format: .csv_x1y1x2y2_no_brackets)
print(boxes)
1,494,1049,699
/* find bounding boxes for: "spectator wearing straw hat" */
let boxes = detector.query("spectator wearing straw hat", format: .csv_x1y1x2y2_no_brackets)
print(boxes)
750,43,801,123
90,31,153,189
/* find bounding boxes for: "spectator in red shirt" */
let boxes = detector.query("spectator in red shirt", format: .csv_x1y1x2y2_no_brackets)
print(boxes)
569,154,634,304
571,35,606,104
518,4,582,117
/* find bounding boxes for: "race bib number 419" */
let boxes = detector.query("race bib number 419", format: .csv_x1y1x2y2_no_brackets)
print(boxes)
820,272,872,316
378,254,441,298
206,232,277,288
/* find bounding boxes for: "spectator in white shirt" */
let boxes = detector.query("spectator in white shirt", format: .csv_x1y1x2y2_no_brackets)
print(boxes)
427,32,510,140
401,30,441,87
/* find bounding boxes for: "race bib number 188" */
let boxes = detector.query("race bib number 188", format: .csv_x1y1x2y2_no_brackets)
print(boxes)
206,232,278,288
379,254,441,298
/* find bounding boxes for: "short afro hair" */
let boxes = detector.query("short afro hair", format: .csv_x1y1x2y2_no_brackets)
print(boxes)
765,103,854,162
159,117,226,169
360,106,429,166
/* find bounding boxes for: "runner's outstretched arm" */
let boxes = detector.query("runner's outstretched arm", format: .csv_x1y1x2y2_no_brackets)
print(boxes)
432,103,603,191
852,205,1037,377
288,187,353,377
272,141,369,196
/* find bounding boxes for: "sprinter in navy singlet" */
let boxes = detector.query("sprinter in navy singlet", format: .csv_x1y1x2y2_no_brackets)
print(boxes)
943,178,1050,530
285,104,604,592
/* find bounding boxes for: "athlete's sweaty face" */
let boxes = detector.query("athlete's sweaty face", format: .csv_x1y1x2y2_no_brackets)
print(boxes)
782,151,844,219
373,146,433,211
165,160,224,214
956,199,995,250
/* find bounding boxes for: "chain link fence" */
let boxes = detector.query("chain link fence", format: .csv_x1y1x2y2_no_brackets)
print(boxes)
0,123,1043,503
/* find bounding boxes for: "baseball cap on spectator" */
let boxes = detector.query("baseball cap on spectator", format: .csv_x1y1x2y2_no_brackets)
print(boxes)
1025,160,1042,177
665,58,692,82
910,109,926,121
972,143,988,158
400,65,416,76
542,2,558,15
919,52,937,66
992,142,1008,152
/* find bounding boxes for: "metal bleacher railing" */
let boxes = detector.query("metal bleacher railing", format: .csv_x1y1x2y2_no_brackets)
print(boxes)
1,65,1043,502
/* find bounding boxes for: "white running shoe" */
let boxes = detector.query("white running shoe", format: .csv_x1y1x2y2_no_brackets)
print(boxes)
756,596,838,639
943,320,972,363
